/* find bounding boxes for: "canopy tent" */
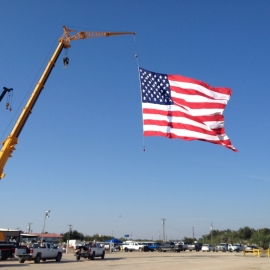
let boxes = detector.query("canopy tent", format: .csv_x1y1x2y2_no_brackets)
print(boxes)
105,238,122,244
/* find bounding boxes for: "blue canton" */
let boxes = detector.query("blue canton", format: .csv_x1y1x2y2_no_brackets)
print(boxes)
140,68,173,105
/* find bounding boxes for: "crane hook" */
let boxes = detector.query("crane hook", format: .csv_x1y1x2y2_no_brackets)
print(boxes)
63,57,69,68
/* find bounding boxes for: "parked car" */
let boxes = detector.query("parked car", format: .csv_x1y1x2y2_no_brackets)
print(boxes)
122,242,149,252
15,242,63,263
201,244,215,252
147,243,161,251
227,243,243,252
176,242,188,251
187,242,202,251
157,242,183,252
244,245,259,251
157,242,175,252
104,243,122,251
232,244,244,252
215,243,228,252
114,244,122,251
74,242,105,260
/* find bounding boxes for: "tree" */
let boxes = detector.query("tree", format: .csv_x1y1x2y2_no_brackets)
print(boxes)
238,227,253,240
259,228,270,235
250,232,270,249
61,230,84,242
183,237,196,243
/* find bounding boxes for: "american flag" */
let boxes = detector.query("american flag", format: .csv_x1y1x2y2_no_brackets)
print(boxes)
139,67,237,152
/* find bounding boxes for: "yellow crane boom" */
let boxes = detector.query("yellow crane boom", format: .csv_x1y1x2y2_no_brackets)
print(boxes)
0,26,135,179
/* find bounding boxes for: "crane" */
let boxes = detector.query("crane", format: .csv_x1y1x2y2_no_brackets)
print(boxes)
0,26,135,179
0,87,13,103
0,87,13,110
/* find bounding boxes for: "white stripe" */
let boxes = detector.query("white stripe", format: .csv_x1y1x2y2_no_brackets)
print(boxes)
204,121,225,129
169,80,231,101
143,113,212,131
143,110,224,129
143,125,229,141
171,91,228,105
142,103,225,116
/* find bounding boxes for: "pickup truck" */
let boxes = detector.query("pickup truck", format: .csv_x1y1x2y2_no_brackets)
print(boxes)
215,243,228,252
122,242,149,252
15,242,62,263
74,243,105,260
228,243,243,252
187,242,202,251
176,242,188,251
157,242,183,252
147,242,161,251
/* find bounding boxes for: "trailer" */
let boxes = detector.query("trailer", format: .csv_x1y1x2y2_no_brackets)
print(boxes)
0,229,21,260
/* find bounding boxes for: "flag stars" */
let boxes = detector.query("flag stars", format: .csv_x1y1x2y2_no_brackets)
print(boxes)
140,68,173,106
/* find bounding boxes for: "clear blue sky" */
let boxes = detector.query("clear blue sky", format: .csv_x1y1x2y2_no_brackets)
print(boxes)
1,0,270,241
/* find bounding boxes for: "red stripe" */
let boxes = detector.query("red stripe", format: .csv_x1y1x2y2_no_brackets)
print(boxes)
144,120,222,136
143,108,224,123
170,85,216,99
144,131,237,152
172,97,226,110
168,74,232,95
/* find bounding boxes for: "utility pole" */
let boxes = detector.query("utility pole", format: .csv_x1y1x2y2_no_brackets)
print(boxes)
210,222,213,245
67,225,72,254
68,224,73,240
27,222,33,234
192,226,194,242
161,218,166,242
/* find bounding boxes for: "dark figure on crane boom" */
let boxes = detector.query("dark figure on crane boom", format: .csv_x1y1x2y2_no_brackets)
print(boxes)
0,87,13,102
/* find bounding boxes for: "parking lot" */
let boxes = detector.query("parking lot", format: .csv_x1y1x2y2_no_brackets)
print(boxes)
1,251,270,270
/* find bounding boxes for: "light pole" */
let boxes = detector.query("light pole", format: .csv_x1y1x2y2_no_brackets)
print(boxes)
210,222,213,245
161,218,166,242
41,210,50,243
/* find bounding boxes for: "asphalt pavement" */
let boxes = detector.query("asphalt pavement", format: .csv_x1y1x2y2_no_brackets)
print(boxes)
1,250,269,270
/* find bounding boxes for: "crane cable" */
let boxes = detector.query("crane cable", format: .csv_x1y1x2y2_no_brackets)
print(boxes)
6,90,13,111
134,35,145,152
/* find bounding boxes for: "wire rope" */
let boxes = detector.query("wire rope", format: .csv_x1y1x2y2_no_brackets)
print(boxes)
133,35,145,152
